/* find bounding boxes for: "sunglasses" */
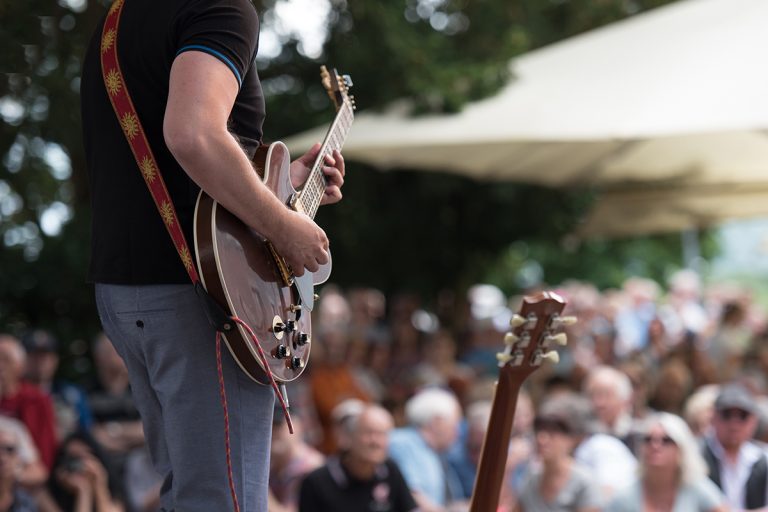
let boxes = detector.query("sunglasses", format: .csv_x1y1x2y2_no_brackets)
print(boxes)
642,435,675,447
718,408,751,421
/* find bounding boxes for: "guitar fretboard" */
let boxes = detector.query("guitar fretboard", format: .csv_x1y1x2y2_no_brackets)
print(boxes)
296,100,354,219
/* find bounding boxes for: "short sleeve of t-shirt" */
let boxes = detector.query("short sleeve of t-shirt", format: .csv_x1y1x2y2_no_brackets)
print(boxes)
174,0,259,88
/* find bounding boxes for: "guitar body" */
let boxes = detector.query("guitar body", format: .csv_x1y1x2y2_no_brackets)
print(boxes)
194,142,327,384
194,66,354,385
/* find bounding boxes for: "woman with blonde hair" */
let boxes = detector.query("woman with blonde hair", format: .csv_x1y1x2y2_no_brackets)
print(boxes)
606,412,726,512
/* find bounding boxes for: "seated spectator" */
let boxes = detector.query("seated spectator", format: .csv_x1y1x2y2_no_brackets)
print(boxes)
683,384,719,439
21,330,93,439
0,335,57,470
0,417,47,489
299,405,416,512
447,400,492,500
388,388,464,511
583,365,638,447
40,431,124,512
269,412,324,512
87,334,144,484
514,395,601,512
606,412,726,512
701,383,768,511
0,422,38,511
555,393,637,502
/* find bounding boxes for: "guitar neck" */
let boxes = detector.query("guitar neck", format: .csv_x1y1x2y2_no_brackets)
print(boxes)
469,369,522,512
295,100,354,219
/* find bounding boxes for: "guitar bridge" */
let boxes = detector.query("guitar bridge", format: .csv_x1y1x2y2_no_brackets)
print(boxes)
266,241,294,287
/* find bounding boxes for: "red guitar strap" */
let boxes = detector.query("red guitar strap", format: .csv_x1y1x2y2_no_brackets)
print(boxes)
98,3,293,510
99,0,199,284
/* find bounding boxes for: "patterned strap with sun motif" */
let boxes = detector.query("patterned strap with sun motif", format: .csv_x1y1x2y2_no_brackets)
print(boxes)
99,0,200,283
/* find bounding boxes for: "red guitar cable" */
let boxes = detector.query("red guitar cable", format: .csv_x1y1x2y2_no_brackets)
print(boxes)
215,319,294,512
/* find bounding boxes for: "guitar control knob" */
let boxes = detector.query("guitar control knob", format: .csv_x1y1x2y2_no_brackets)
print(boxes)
275,344,289,359
285,320,296,332
273,322,286,334
291,357,305,369
297,332,310,346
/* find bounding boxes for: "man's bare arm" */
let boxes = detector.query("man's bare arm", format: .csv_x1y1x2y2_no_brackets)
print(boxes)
163,51,328,274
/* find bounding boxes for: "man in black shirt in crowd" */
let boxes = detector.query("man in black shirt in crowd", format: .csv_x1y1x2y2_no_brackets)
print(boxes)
80,0,345,510
299,404,418,512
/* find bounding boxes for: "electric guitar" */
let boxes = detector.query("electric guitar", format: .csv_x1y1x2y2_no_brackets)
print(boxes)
193,66,355,384
469,292,574,511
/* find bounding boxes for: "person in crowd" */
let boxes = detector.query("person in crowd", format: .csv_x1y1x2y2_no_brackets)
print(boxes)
613,277,659,359
87,334,144,458
557,393,638,502
707,301,753,381
21,330,93,440
268,411,324,512
447,400,492,500
702,383,768,511
413,329,475,406
0,422,38,511
38,431,124,512
87,334,150,510
309,289,373,454
514,395,601,512
583,365,637,447
298,404,417,512
660,269,711,347
0,335,57,470
388,387,464,511
683,384,720,439
606,412,726,512
0,417,47,489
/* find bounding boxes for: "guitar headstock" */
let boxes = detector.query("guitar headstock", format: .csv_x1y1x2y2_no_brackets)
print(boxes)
320,65,355,113
496,291,576,383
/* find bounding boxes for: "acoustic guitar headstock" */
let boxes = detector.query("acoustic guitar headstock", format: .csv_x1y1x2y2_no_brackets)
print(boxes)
496,291,575,384
320,65,355,113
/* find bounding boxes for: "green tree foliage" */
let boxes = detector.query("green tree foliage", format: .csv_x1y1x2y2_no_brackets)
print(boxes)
1,0,688,369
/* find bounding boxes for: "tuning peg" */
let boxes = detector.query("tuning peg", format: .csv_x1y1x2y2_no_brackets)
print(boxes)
546,333,568,346
510,314,526,328
541,351,560,364
551,315,577,327
496,352,512,364
503,332,520,346
343,75,353,87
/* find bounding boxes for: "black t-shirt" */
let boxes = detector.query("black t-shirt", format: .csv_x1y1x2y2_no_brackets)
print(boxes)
81,0,265,284
298,457,418,512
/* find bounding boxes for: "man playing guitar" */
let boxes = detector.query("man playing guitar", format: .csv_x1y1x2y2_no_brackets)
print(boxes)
80,0,345,509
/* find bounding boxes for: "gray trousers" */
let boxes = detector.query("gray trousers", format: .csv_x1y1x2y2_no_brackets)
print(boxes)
95,283,274,512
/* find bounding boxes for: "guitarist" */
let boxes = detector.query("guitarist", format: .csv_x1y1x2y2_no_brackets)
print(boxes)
80,0,345,510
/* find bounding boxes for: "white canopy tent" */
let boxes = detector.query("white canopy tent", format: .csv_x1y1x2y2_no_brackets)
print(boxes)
285,0,768,235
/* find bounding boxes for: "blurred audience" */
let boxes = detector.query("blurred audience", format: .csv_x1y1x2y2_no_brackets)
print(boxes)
702,383,768,511
583,366,637,447
514,394,601,512
606,412,726,512
11,272,768,512
447,400,492,500
0,417,47,489
269,412,324,512
21,330,93,440
0,422,38,511
388,388,463,511
298,405,416,512
39,431,124,512
0,335,57,471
